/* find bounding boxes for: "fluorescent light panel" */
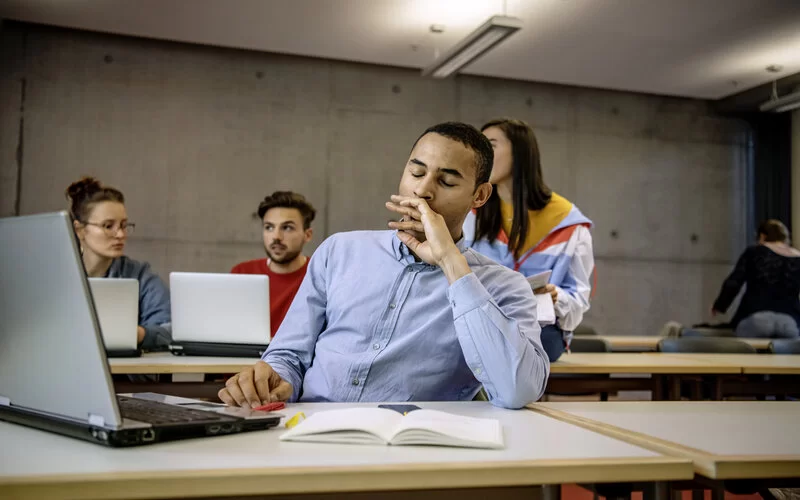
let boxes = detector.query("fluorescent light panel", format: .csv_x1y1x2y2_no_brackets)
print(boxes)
422,15,523,78
759,89,800,113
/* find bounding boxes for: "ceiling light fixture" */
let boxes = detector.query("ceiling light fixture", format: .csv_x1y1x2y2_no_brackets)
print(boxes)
760,75,800,113
421,15,523,79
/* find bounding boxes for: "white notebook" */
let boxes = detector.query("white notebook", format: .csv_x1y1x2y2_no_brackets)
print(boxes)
535,294,556,325
526,270,556,326
280,407,504,449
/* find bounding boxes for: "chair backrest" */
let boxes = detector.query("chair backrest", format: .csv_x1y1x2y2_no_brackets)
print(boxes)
570,337,611,353
681,327,735,338
768,339,800,354
573,324,599,336
657,337,757,354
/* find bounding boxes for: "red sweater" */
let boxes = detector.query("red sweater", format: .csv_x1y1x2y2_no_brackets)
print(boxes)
230,258,309,338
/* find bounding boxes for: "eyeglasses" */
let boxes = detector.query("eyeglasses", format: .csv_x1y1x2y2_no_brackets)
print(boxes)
82,221,136,236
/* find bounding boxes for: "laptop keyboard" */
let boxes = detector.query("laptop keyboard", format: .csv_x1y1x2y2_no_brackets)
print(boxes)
117,397,229,425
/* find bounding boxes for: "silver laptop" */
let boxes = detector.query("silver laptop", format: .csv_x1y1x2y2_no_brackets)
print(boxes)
0,212,280,447
88,278,140,357
169,272,270,358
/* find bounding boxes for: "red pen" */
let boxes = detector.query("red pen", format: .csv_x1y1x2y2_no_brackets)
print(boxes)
253,402,285,412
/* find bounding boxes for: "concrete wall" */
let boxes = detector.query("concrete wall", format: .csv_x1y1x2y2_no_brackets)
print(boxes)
0,23,753,336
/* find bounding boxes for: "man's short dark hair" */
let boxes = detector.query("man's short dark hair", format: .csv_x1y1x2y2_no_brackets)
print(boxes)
257,191,316,229
410,122,494,187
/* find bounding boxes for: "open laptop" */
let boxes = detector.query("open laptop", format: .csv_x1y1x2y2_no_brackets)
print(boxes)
169,272,270,358
88,278,141,358
0,212,281,447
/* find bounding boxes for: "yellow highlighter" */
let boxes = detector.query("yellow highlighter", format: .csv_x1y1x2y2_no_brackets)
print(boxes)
285,411,306,429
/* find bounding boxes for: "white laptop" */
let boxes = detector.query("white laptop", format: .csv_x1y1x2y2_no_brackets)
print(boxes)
88,278,140,357
169,272,270,357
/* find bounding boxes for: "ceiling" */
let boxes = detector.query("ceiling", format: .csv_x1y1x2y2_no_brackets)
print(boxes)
3,0,800,99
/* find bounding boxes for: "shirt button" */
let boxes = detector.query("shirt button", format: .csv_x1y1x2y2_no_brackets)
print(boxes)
389,303,396,309
352,378,360,386
452,301,456,308
474,367,482,375
373,343,380,350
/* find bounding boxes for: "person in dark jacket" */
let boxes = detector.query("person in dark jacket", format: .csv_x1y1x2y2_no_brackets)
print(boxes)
712,219,800,338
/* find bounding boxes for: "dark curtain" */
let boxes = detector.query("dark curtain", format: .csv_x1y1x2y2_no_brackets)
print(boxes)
744,112,792,236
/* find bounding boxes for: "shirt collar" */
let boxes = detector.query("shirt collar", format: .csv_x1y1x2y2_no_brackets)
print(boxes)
390,231,468,263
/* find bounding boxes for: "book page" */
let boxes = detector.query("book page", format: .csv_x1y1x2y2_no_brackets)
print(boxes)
392,409,503,448
280,408,401,444
526,270,552,290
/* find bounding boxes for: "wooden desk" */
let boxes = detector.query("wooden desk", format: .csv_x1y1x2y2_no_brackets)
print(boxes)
550,353,742,374
110,353,257,375
530,401,800,480
114,353,797,377
0,402,692,500
688,354,800,375
596,336,772,352
547,353,800,400
115,353,794,401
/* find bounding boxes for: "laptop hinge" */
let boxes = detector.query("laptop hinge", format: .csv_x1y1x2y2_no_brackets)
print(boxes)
0,395,10,407
88,413,106,427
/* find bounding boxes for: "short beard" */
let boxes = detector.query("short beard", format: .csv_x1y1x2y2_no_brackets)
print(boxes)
264,246,302,265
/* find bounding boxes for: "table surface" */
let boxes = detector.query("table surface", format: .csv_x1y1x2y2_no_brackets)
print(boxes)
109,352,255,374
596,336,772,351
530,401,800,480
109,352,800,376
0,401,693,500
550,352,744,374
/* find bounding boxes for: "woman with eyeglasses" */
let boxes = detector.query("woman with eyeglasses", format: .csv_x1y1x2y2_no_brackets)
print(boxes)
66,177,171,350
463,118,594,362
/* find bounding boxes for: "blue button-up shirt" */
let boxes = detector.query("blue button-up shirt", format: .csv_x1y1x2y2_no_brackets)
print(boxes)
263,230,550,409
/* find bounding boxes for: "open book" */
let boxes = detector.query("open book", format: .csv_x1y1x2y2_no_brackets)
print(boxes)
280,407,504,449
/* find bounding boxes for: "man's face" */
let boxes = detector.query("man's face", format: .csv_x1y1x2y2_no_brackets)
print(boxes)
397,132,490,241
262,207,312,264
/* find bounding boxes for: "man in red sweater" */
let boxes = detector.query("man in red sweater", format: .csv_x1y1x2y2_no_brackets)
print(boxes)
231,191,315,338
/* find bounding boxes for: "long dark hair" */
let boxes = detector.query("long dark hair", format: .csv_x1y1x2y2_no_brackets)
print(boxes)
474,118,552,258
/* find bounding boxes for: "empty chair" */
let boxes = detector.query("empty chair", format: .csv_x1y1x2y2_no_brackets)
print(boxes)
769,339,800,354
658,337,755,400
657,337,756,354
680,327,735,339
547,337,612,401
570,337,610,352
573,324,599,336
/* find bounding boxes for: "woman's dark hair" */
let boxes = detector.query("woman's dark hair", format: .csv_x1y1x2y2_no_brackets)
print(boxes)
257,191,317,229
758,219,790,243
65,177,125,222
474,118,552,258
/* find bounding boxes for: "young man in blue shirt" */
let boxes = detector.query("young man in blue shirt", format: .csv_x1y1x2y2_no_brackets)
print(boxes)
219,122,549,409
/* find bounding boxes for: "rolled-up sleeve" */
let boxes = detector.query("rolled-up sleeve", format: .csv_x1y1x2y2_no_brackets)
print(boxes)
449,271,550,409
262,240,329,402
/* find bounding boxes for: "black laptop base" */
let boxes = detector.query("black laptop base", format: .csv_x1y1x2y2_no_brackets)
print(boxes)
0,398,280,447
170,341,267,358
106,348,142,358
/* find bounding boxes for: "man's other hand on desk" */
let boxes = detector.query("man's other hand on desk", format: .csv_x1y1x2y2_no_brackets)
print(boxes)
218,361,293,408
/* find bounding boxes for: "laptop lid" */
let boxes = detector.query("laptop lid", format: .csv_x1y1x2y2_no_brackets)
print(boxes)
88,278,139,351
170,272,270,344
0,212,123,429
